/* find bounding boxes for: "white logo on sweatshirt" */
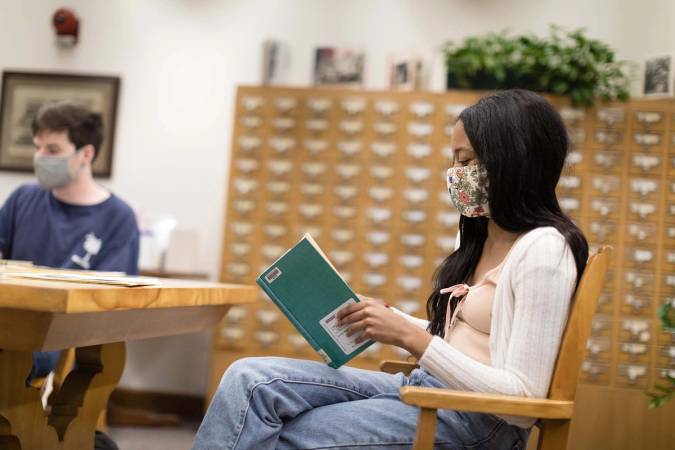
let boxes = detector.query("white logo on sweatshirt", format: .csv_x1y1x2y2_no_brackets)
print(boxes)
71,233,102,270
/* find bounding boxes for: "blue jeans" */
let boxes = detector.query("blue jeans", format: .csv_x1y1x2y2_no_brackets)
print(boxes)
193,357,529,450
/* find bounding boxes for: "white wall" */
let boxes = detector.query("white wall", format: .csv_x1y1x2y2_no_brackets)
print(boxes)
1,0,671,395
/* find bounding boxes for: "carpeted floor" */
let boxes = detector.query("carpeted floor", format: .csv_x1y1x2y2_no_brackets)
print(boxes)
107,422,199,450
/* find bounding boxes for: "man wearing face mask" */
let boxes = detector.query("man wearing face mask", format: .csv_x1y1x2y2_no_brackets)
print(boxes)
0,100,139,397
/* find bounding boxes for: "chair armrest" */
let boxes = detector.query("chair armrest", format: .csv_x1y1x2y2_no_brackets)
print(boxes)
380,360,419,375
400,386,574,420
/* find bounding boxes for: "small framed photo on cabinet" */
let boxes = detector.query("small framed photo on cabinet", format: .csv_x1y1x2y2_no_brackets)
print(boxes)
643,55,674,98
313,48,365,87
388,56,423,91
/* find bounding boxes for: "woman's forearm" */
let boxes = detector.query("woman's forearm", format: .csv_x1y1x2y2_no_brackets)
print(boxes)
399,324,433,360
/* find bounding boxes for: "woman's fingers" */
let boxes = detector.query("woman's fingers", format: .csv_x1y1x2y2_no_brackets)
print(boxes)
354,329,372,344
336,301,364,323
338,306,369,326
337,298,378,325
345,316,371,335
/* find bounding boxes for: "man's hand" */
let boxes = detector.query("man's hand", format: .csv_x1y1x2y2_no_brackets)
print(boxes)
336,295,432,359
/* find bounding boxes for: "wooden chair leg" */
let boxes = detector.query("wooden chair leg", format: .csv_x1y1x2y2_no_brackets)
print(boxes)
537,419,570,450
96,410,107,432
412,407,437,450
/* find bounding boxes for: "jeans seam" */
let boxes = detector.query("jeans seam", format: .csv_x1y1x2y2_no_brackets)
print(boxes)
461,416,506,449
230,377,376,449
306,441,456,449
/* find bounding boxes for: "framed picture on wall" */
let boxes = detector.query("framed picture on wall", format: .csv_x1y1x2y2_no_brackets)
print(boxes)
388,55,423,91
642,55,674,98
0,71,120,177
313,48,365,86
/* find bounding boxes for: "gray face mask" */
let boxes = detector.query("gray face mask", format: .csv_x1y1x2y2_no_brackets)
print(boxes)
33,151,83,190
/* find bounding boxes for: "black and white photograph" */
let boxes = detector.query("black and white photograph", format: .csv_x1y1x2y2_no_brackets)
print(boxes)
262,40,280,85
643,55,673,97
261,39,290,85
313,48,364,86
0,71,119,176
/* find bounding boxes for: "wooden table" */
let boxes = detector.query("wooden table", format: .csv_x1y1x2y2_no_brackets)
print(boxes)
0,276,256,450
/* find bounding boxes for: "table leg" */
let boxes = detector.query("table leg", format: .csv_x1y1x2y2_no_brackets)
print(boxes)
0,342,125,450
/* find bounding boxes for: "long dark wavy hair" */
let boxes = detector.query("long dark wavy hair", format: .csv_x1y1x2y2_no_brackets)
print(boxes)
426,89,589,337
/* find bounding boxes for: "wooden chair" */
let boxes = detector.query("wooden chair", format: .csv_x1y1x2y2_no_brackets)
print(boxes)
380,246,612,450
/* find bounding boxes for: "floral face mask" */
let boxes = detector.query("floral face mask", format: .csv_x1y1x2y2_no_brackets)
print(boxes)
446,164,490,218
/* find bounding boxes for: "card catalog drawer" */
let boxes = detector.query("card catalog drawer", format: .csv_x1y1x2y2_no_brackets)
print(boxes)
619,317,652,344
631,131,666,152
579,360,610,385
626,200,659,223
586,337,612,361
655,346,675,368
620,293,653,317
617,341,650,364
596,291,615,315
615,364,650,389
627,178,660,202
623,246,657,271
593,129,624,148
588,220,619,244
629,153,662,177
590,175,622,197
625,222,658,245
591,314,613,338
590,150,623,174
633,111,667,131
589,197,620,220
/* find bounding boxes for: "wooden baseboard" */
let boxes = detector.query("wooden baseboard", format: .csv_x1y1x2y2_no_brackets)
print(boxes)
108,388,205,425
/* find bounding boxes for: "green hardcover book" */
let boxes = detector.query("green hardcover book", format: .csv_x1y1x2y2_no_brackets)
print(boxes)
256,234,374,368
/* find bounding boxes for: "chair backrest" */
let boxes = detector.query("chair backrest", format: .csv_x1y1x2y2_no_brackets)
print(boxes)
546,246,612,401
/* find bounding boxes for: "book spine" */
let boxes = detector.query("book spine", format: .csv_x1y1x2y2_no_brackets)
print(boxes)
256,277,336,367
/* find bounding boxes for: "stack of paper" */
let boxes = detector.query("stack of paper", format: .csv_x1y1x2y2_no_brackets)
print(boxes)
1,270,160,287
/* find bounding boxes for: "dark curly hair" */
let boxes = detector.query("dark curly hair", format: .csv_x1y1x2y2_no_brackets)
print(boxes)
31,100,103,162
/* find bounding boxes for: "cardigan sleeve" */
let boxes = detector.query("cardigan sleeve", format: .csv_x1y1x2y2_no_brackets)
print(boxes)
391,307,430,329
418,231,577,398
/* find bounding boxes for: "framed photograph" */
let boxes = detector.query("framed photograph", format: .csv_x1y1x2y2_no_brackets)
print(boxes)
0,71,120,177
261,39,290,86
262,40,280,85
643,55,673,98
313,48,364,86
388,55,423,91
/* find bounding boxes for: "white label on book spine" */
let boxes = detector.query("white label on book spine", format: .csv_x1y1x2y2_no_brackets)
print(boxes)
317,349,332,365
319,298,370,355
265,267,282,283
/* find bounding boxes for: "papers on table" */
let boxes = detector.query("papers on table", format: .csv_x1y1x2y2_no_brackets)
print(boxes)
1,271,160,287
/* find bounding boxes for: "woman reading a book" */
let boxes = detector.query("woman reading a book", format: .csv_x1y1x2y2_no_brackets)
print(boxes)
194,89,588,450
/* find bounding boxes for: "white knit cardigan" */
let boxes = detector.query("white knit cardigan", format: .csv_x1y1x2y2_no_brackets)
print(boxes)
393,226,577,428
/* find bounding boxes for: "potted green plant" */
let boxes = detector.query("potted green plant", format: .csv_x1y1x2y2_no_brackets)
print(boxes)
647,300,675,408
443,25,630,107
